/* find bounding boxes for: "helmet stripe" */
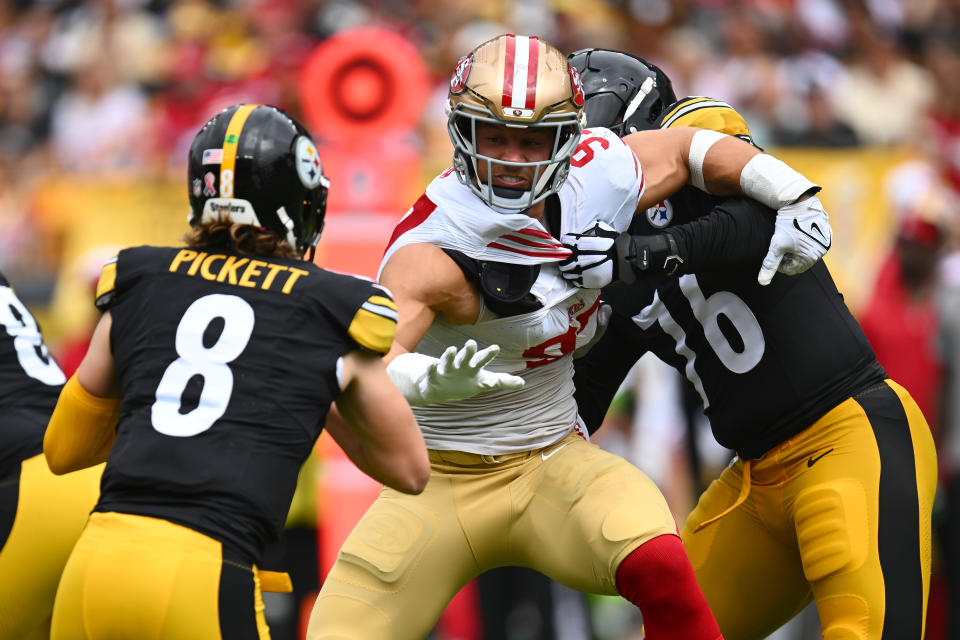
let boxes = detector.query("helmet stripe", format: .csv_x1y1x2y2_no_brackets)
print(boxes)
502,34,540,109
509,35,531,108
501,34,516,108
524,37,539,109
220,104,259,197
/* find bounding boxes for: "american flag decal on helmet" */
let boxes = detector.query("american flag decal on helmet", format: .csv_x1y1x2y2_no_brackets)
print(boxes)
501,34,540,111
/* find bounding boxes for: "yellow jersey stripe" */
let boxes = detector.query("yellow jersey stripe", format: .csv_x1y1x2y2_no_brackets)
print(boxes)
660,98,752,140
363,295,398,321
658,97,725,128
348,308,397,355
220,105,259,197
95,257,118,301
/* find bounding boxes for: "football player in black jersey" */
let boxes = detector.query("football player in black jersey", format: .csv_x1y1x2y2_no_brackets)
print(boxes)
566,49,937,640
0,273,102,639
43,104,430,640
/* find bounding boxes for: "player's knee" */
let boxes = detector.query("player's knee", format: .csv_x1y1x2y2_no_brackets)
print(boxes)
335,501,433,586
308,594,392,639
794,480,868,582
616,534,692,604
818,594,871,640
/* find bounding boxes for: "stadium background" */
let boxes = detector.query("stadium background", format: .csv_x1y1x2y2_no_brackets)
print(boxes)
1,0,958,639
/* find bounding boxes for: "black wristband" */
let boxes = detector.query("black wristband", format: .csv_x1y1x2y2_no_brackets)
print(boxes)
625,232,684,277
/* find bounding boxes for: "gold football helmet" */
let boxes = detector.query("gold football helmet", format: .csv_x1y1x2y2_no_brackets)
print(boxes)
447,34,586,210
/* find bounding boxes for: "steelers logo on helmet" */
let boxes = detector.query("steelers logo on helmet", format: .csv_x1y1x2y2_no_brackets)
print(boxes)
296,136,325,189
646,199,674,228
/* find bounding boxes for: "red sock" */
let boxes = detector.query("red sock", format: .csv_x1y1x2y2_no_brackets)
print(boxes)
615,534,723,640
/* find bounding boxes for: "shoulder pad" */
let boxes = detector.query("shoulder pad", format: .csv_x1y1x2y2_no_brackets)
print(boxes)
658,97,755,144
347,286,398,355
94,255,119,311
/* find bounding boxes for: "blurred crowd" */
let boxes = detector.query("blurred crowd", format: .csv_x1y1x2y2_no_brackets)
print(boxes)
3,0,960,638
2,0,960,285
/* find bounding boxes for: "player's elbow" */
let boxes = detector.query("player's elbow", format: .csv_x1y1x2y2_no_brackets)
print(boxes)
43,440,78,475
388,450,430,495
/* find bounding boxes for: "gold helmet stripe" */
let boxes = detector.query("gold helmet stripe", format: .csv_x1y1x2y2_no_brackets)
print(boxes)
502,34,540,110
220,104,260,198
660,98,734,129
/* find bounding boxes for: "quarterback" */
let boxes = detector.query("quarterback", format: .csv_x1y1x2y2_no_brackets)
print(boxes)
43,104,429,639
567,48,936,640
308,34,833,640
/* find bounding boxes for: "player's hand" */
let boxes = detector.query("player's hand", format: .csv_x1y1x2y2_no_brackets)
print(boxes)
559,220,620,288
387,340,524,405
758,195,832,286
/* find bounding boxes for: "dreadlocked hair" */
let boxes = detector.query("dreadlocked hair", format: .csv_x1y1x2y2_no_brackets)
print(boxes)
184,217,299,259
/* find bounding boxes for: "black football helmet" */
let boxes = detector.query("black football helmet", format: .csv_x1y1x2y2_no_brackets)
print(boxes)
188,104,330,257
567,49,676,136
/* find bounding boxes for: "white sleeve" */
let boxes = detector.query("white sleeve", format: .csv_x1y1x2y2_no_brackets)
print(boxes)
563,127,644,235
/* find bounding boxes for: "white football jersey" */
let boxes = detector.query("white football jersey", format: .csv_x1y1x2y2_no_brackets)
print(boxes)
383,127,645,454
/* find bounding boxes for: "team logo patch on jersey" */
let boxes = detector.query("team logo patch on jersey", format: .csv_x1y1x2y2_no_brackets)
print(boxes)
646,199,673,228
569,65,584,107
295,136,323,189
450,55,472,94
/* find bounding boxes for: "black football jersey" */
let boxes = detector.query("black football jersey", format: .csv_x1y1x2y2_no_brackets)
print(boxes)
92,246,397,562
0,272,65,476
573,188,886,458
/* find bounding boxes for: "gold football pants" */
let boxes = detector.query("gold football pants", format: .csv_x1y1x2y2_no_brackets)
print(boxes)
0,454,102,640
51,511,272,640
307,431,677,639
681,380,936,640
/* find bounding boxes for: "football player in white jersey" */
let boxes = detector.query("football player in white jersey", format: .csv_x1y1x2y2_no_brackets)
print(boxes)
308,33,827,640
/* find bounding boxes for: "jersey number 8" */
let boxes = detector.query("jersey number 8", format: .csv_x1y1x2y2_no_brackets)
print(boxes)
152,294,254,437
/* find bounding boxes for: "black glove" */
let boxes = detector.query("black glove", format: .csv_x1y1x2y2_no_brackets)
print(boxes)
616,232,684,284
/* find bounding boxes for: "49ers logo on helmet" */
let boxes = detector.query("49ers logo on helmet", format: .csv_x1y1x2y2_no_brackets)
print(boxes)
450,55,472,94
569,65,584,107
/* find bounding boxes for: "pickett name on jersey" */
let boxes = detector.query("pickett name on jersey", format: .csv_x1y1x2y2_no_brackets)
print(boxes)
168,249,309,293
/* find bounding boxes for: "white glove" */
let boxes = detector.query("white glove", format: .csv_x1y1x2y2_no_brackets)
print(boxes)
559,220,620,289
758,195,833,286
386,340,524,405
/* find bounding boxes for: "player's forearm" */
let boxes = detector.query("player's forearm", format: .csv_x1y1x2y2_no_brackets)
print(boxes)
329,361,430,495
695,131,819,206
44,374,120,474
665,198,774,273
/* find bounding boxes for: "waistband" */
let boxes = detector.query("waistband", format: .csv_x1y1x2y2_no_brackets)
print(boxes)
735,379,890,461
428,431,579,467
